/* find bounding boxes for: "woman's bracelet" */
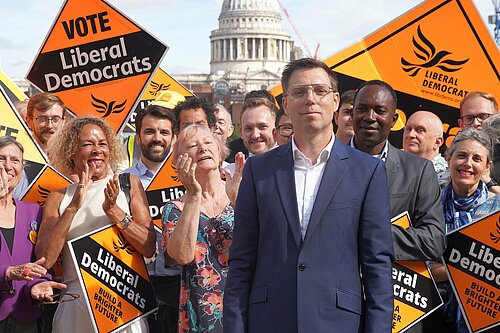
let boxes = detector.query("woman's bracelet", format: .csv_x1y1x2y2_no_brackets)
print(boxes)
117,214,133,230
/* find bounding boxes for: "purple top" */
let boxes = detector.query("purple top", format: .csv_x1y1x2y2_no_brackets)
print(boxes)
0,199,46,322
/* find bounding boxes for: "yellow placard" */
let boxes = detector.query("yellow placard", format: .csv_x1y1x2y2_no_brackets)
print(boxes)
0,86,45,164
0,85,71,208
0,68,28,102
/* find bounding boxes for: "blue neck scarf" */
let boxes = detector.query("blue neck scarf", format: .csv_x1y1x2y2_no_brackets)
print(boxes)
441,180,490,333
441,181,489,233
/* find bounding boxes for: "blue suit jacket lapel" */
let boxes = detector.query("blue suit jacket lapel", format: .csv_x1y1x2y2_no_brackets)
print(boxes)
274,142,302,248
303,140,349,244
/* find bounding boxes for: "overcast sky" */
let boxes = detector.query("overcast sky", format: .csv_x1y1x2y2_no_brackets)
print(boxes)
0,0,496,79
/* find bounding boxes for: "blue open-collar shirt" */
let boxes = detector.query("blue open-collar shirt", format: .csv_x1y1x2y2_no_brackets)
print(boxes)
123,159,181,277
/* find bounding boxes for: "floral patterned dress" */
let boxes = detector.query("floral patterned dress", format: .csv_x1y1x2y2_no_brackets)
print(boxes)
161,201,234,333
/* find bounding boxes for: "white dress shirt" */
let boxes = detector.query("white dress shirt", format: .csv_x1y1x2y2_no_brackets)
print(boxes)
292,134,335,239
349,138,389,162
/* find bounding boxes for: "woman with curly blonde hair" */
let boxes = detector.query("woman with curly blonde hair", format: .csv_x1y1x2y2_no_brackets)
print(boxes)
36,116,156,333
47,116,122,178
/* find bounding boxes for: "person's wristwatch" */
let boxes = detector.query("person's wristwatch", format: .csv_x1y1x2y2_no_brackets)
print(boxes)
486,179,499,189
117,214,133,230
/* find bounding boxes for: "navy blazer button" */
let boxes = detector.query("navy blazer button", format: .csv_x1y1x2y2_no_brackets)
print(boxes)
298,264,305,271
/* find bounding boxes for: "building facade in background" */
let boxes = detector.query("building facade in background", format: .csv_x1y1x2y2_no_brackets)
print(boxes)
175,0,302,122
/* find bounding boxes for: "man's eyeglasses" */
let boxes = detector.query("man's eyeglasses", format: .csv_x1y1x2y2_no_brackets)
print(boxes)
34,116,64,125
285,84,335,99
460,113,492,125
277,124,293,137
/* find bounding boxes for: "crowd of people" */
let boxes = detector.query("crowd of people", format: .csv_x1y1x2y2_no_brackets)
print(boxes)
0,57,499,333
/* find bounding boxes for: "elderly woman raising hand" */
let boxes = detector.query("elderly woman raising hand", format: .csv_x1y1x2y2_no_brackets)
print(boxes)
162,125,243,333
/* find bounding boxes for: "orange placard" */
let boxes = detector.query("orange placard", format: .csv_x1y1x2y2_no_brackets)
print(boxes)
391,212,443,332
26,0,168,133
68,224,157,333
127,68,193,129
270,0,499,149
443,210,500,332
22,165,71,206
143,153,185,232
324,0,500,148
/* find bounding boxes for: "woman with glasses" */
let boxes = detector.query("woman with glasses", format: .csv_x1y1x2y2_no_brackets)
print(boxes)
428,128,499,332
162,125,241,333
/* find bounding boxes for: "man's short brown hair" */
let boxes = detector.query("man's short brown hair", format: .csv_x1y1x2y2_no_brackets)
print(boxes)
459,91,498,116
281,58,338,92
240,97,278,122
27,92,66,118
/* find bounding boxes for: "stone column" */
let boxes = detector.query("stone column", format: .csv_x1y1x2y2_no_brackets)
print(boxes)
252,38,256,59
219,40,223,61
229,38,233,61
221,39,226,61
236,38,240,60
214,40,219,61
259,38,263,59
244,38,248,59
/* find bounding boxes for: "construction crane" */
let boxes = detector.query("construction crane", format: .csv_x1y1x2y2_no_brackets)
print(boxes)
276,0,320,59
489,0,500,44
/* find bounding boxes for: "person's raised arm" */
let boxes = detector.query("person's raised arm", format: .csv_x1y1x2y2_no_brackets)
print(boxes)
35,189,75,269
224,152,246,207
36,164,96,268
165,154,202,265
102,173,156,258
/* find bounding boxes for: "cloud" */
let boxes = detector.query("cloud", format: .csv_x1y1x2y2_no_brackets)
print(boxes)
108,0,178,9
165,64,207,75
10,60,30,68
281,0,422,57
0,37,22,50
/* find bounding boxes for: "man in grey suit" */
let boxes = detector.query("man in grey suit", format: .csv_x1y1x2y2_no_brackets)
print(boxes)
351,80,446,261
351,80,445,333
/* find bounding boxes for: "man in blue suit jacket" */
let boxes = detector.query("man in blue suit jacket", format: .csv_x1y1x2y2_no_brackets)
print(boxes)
223,58,394,333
